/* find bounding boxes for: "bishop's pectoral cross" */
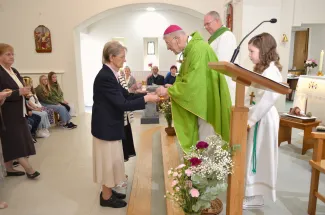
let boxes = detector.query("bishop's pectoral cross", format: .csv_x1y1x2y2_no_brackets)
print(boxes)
249,92,255,105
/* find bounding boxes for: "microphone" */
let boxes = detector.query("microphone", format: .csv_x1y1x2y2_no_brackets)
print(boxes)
230,18,277,63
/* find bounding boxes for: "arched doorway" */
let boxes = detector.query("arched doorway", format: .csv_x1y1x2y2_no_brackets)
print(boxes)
73,3,209,112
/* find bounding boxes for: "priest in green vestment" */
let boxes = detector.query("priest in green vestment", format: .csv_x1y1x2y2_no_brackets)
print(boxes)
204,10,237,104
156,25,231,153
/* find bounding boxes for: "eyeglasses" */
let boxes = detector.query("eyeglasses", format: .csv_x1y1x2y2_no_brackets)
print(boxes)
204,19,215,28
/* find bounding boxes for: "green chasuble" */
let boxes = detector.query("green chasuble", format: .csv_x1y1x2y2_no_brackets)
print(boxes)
168,32,231,153
208,26,230,44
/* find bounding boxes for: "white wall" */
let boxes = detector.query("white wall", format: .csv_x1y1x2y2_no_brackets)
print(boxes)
86,10,209,72
0,0,224,114
293,0,325,26
288,31,295,69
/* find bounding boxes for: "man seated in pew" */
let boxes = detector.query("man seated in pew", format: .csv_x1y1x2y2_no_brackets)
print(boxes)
156,25,231,152
147,66,164,86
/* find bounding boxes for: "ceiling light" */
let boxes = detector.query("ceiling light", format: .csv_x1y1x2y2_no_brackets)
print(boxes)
146,7,156,12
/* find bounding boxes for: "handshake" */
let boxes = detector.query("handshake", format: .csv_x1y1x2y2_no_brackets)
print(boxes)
143,86,169,103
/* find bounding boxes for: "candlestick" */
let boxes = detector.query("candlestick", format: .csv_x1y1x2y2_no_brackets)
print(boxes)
319,50,324,71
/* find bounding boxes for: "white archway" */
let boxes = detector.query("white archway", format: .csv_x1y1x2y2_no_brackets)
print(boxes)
73,3,207,113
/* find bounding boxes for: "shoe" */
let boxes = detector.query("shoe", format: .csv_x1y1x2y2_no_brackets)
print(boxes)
100,192,127,208
6,171,25,176
68,122,77,128
112,190,126,199
243,195,264,209
63,123,75,129
36,129,49,138
13,161,19,167
26,171,40,179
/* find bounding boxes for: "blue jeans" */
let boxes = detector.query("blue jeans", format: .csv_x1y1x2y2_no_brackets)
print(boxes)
41,103,71,124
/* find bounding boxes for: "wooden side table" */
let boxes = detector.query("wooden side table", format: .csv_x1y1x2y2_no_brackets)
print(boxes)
278,118,321,154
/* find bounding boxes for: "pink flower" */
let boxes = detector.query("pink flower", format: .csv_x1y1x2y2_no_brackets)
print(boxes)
176,164,186,169
189,157,202,166
190,188,200,197
185,169,193,176
171,180,178,187
173,172,178,177
196,141,209,149
175,187,180,191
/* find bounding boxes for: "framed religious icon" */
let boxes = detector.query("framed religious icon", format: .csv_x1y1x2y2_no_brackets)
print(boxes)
34,25,52,53
226,3,233,32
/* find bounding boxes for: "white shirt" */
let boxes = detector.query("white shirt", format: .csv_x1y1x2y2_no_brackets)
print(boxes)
105,63,119,81
209,30,237,105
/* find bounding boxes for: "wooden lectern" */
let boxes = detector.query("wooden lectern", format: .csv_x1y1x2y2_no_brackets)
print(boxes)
208,62,291,215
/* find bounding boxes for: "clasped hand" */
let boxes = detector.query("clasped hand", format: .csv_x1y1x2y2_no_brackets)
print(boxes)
155,86,169,98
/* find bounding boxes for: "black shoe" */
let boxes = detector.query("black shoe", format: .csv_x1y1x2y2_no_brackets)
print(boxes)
68,122,77,128
100,192,127,208
13,161,19,167
6,171,25,176
26,171,40,179
112,190,126,199
64,123,75,129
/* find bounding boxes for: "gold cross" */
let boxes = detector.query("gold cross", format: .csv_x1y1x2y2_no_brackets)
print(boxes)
249,92,255,105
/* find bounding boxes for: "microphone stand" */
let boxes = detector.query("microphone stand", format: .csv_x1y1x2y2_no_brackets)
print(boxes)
230,20,274,63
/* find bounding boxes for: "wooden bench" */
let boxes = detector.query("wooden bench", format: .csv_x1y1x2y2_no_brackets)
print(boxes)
278,117,321,154
161,130,184,215
308,132,325,215
127,127,184,215
127,126,161,215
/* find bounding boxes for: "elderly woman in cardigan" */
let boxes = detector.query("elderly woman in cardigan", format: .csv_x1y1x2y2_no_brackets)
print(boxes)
0,43,40,179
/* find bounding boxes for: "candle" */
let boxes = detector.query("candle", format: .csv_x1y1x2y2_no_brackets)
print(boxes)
319,50,324,71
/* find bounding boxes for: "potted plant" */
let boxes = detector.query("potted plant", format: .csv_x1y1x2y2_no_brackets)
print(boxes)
165,135,236,215
159,99,176,136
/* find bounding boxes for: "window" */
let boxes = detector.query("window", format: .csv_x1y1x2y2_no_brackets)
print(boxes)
147,41,155,55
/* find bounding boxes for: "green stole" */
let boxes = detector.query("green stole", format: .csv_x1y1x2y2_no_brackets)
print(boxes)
208,26,230,44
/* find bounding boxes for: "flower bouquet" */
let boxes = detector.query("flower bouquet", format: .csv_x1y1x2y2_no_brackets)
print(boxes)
304,59,317,75
148,63,153,70
165,135,235,214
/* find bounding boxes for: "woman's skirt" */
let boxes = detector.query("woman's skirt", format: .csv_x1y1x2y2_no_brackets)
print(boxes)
92,136,126,188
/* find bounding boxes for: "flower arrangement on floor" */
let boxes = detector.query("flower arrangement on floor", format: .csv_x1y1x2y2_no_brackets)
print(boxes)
304,59,318,75
159,99,176,136
165,135,235,214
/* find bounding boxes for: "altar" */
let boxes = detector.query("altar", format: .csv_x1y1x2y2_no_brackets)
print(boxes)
293,75,325,124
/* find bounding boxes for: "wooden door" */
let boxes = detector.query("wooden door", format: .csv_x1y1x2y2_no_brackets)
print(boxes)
293,29,309,70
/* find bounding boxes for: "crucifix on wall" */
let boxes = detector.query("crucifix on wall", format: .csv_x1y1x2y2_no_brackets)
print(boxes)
249,92,255,105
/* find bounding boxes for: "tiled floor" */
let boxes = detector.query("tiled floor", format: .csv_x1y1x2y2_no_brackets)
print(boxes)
1,102,325,215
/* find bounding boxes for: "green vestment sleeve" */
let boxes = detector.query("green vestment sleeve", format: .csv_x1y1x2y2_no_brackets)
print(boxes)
168,32,231,153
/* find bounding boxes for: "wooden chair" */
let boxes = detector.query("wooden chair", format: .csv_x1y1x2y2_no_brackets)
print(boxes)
308,132,325,215
54,112,59,125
